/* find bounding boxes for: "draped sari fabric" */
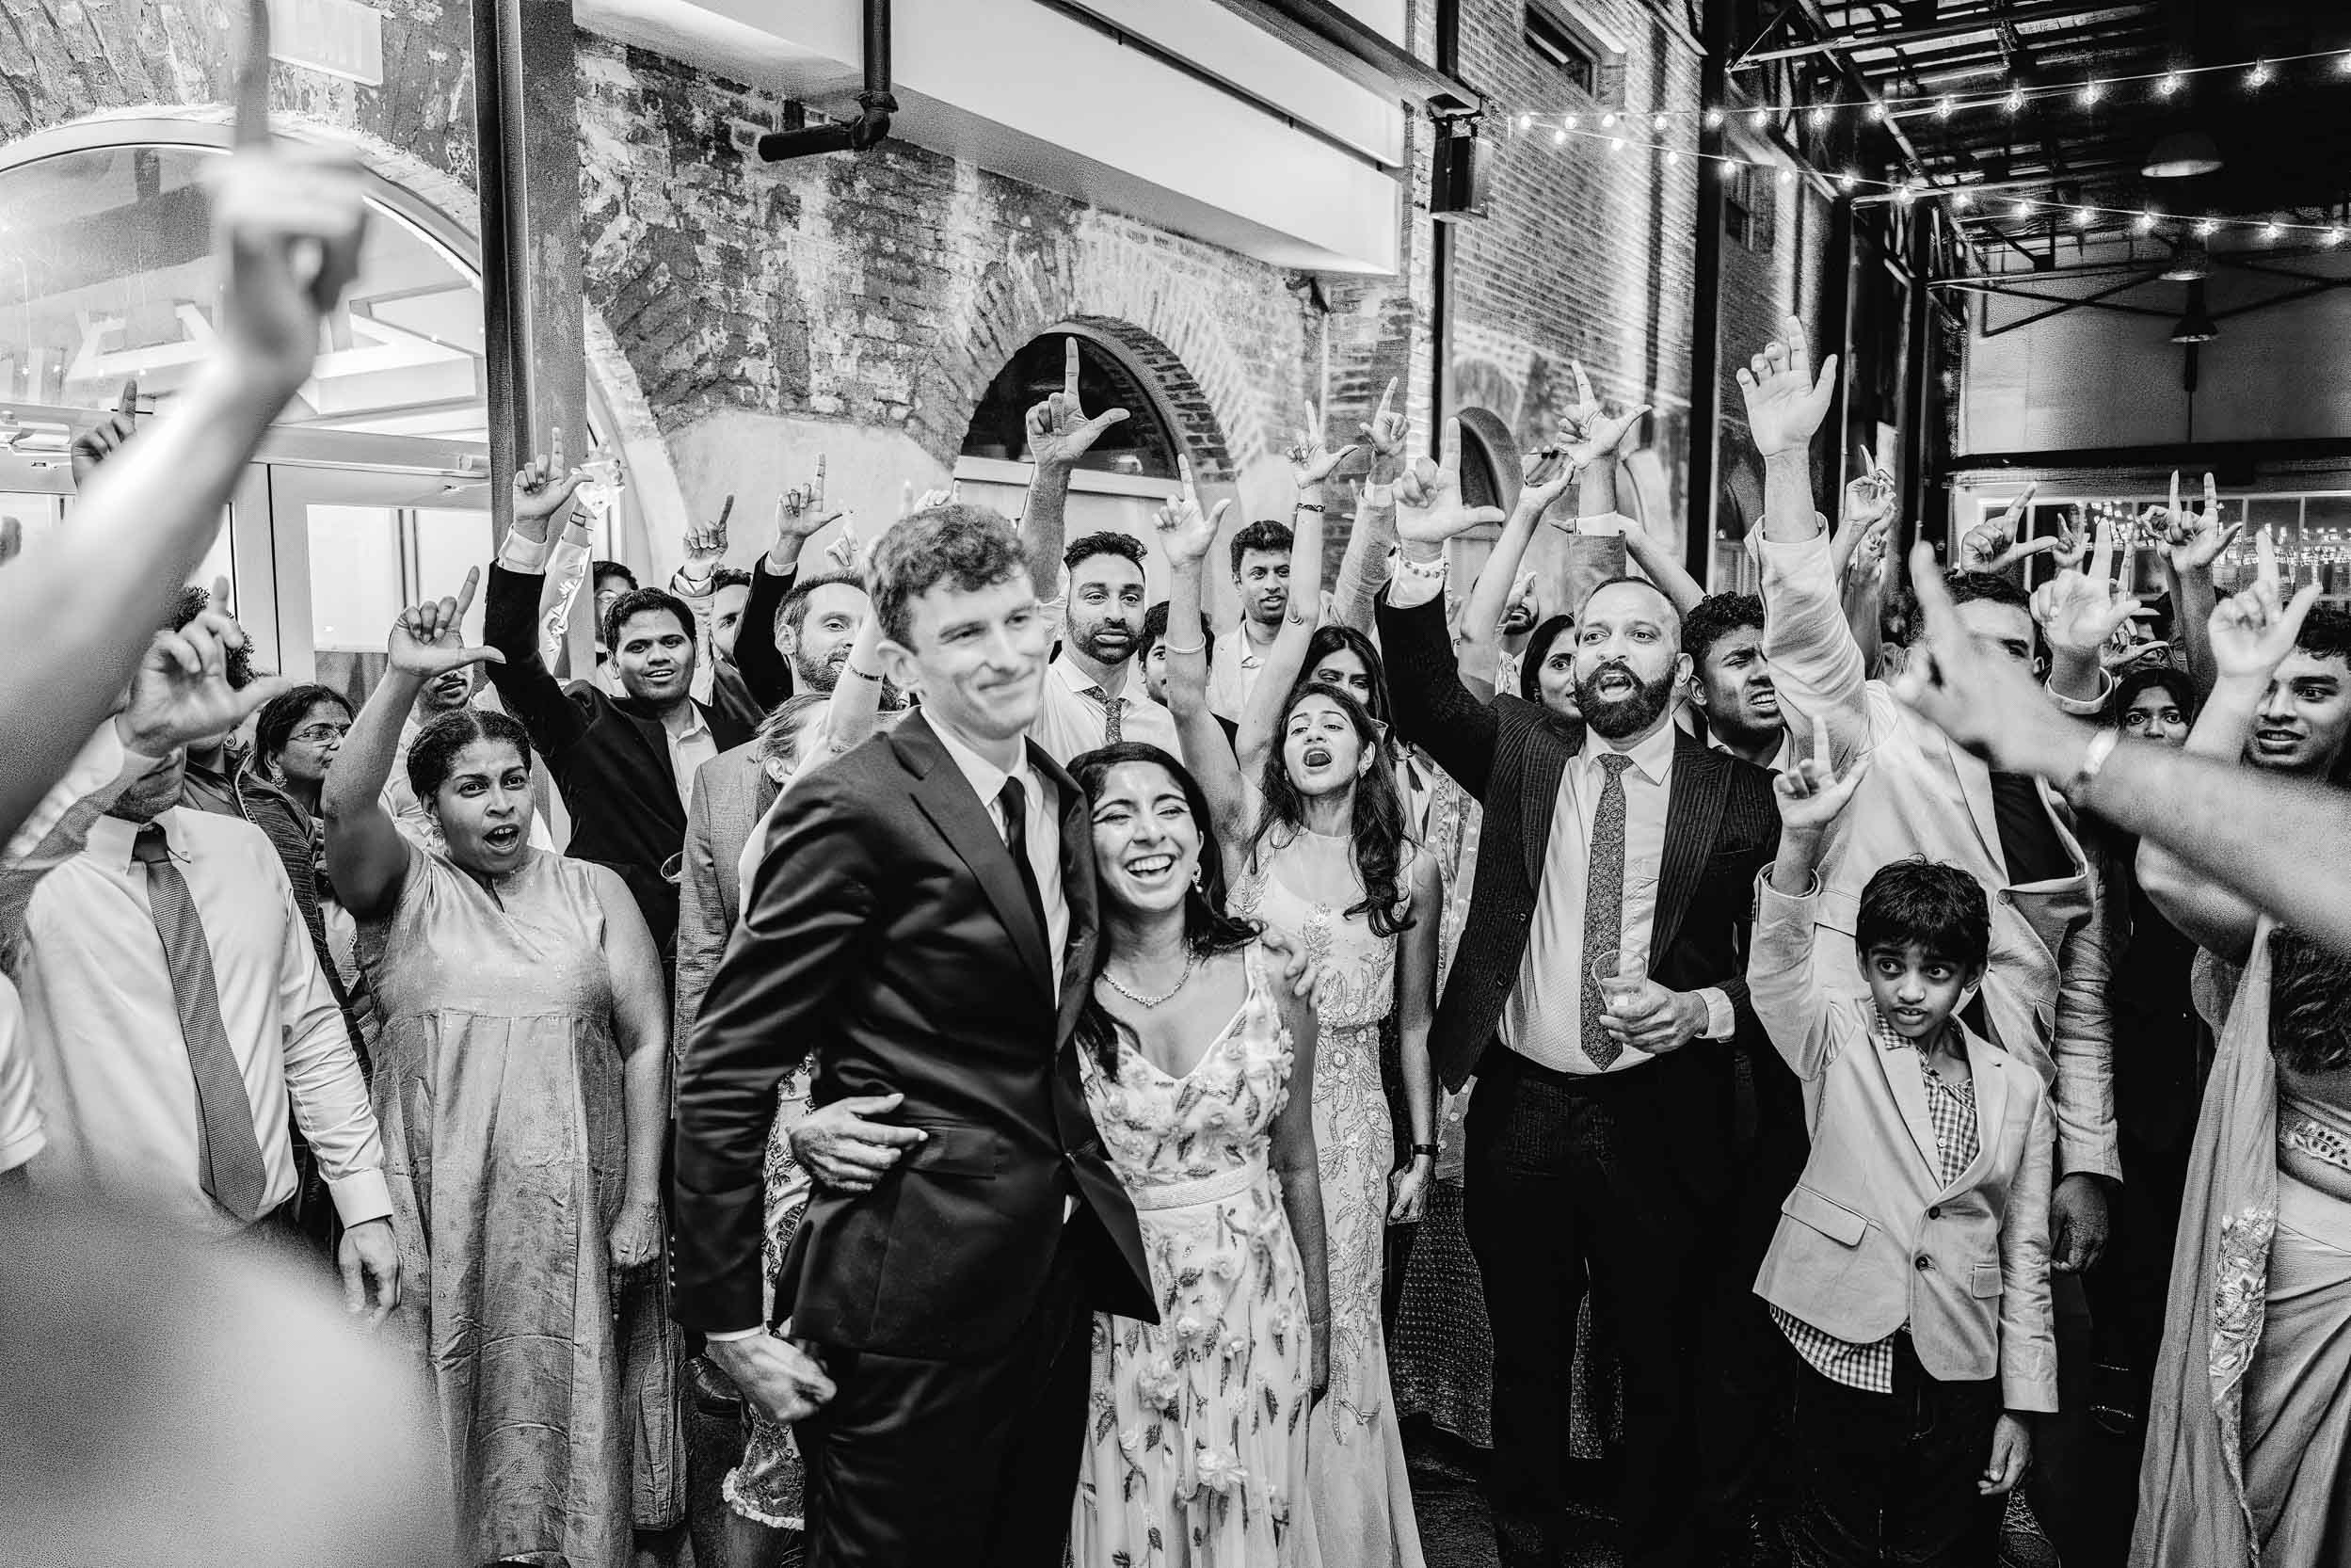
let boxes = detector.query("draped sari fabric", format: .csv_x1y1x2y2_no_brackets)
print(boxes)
2133,924,2351,1567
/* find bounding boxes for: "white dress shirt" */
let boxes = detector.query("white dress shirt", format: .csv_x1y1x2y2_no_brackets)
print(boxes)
1503,720,1736,1074
0,975,43,1175
930,721,1069,979
663,703,720,808
1030,651,1182,768
3,797,390,1233
1207,623,1273,722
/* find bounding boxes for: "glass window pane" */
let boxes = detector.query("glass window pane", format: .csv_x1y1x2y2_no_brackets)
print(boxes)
0,144,486,440
307,504,403,652
412,508,494,644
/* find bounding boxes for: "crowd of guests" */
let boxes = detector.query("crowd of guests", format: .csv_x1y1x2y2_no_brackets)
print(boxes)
4,128,2350,1568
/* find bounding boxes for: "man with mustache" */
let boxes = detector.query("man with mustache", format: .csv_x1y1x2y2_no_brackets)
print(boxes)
1028,533,1181,766
1375,423,1782,1568
1684,594,1793,771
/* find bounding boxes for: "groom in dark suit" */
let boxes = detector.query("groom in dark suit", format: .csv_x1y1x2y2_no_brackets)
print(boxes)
671,504,1155,1566
1375,449,1781,1568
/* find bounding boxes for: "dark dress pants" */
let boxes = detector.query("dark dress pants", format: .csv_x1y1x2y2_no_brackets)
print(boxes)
1783,1336,2003,1568
795,1230,1091,1568
1464,1046,1723,1568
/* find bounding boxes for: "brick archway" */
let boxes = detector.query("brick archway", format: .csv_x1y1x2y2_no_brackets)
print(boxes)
919,243,1271,487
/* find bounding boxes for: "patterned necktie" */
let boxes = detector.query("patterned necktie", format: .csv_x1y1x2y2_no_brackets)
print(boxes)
1091,687,1124,745
1579,752,1639,1069
133,824,270,1221
996,776,1048,936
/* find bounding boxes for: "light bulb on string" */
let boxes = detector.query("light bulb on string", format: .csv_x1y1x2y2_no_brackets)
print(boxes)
1868,104,1886,122
1665,148,1680,164
1609,136,1626,152
2004,88,2024,113
1810,105,1832,128
2195,219,2216,236
1894,183,1916,204
1564,112,1580,129
1935,96,1955,119
2072,208,2092,229
1953,189,1974,210
2157,72,2182,97
2249,60,2273,88
1750,107,1769,127
1704,107,1724,128
2328,229,2347,247
1652,113,1669,131
2339,52,2351,75
2011,199,2033,218
2262,221,2282,239
2135,210,2157,233
1838,170,1857,191
1518,113,1533,130
2080,80,2103,105
1601,111,1619,128
1778,168,1795,187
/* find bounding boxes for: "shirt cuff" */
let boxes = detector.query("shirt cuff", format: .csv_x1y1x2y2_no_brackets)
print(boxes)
496,529,555,575
706,1326,766,1343
1572,512,1633,536
1385,557,1447,610
671,568,713,600
1757,872,1823,920
327,1167,394,1227
1700,986,1736,1041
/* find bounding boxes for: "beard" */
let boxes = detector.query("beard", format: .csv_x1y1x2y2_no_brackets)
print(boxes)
1575,660,1677,739
793,647,848,694
1071,619,1136,665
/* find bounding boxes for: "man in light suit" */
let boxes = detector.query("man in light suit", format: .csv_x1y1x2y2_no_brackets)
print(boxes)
1748,741,2055,1565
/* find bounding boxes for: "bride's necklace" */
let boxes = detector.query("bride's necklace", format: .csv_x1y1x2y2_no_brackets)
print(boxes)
1099,950,1199,1008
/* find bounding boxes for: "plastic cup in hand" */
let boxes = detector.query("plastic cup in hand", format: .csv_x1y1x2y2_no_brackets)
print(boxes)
1589,948,1647,1015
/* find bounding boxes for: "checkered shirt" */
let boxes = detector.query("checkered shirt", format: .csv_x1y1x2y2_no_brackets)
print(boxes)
1774,1012,1981,1394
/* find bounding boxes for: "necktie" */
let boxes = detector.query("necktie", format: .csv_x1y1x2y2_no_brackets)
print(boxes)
997,776,1049,936
1091,687,1124,744
1579,752,1638,1070
133,824,271,1222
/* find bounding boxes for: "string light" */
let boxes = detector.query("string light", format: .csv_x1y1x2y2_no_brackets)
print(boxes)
1867,104,1886,122
1601,111,1619,127
1651,112,1669,131
2341,52,2351,75
1510,114,2351,246
1704,107,1724,127
2157,72,2182,97
2005,88,2024,113
2249,59,2273,88
1809,104,1831,127
1518,113,1533,130
1935,96,1954,119
1750,107,1769,127
2080,80,2103,105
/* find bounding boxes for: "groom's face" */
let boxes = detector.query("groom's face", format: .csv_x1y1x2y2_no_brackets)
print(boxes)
880,569,1051,744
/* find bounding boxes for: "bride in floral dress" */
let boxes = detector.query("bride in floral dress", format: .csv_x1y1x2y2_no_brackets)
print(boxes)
1066,744,1330,1566
1158,469,1440,1568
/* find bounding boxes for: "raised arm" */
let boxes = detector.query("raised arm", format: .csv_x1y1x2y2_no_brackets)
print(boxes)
1017,337,1130,596
809,535,889,760
736,464,835,710
1459,452,1579,691
327,569,505,919
482,440,592,759
1155,465,1251,856
669,495,733,703
1897,540,2351,959
1751,728,1873,1079
1330,378,1408,633
0,141,362,843
1233,401,1354,782
2135,536,2307,960
2152,472,2237,699
1374,419,1510,798
2033,520,2146,709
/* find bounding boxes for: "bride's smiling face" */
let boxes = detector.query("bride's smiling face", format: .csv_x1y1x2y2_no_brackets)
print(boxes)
1089,760,1202,917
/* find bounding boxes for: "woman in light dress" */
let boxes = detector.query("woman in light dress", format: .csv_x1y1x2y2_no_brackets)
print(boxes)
323,571,678,1568
1159,464,1438,1568
1067,741,1330,1565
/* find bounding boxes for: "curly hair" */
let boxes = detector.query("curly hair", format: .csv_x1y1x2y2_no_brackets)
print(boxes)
869,503,1027,648
1943,569,2032,612
166,585,257,690
1066,743,1261,1073
2270,925,2351,1075
1683,592,1765,673
2295,602,2351,666
1249,680,1415,938
405,708,535,804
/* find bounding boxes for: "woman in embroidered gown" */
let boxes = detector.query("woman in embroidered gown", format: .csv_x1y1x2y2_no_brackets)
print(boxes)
323,573,679,1568
1067,742,1330,1566
1159,463,1439,1567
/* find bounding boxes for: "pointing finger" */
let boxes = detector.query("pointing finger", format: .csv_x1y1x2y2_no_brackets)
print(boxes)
2167,470,2181,520
2087,519,2115,587
452,565,482,624
1063,335,1081,403
119,380,141,418
717,493,736,530
1573,360,1594,410
1440,416,1462,473
2256,527,2279,593
549,424,566,474
2203,472,2218,520
1374,376,1397,428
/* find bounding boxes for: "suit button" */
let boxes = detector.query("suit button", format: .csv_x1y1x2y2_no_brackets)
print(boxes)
1915,1255,1933,1272
1927,1205,1942,1219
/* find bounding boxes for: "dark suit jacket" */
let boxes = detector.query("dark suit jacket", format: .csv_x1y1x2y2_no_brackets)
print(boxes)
671,711,1155,1360
485,562,754,952
1374,588,1782,1096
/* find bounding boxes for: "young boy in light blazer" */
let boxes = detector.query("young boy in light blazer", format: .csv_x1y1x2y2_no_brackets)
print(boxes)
1748,736,2056,1567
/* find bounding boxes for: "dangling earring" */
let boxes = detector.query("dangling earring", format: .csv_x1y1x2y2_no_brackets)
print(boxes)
1191,863,1205,890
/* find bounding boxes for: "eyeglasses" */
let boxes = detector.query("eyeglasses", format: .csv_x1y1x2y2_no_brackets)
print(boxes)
290,723,350,745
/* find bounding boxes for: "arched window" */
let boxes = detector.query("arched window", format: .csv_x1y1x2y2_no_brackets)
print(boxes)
961,332,1183,479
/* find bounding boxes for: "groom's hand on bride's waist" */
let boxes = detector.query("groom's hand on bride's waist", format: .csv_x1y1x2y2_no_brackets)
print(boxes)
790,1091,927,1194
